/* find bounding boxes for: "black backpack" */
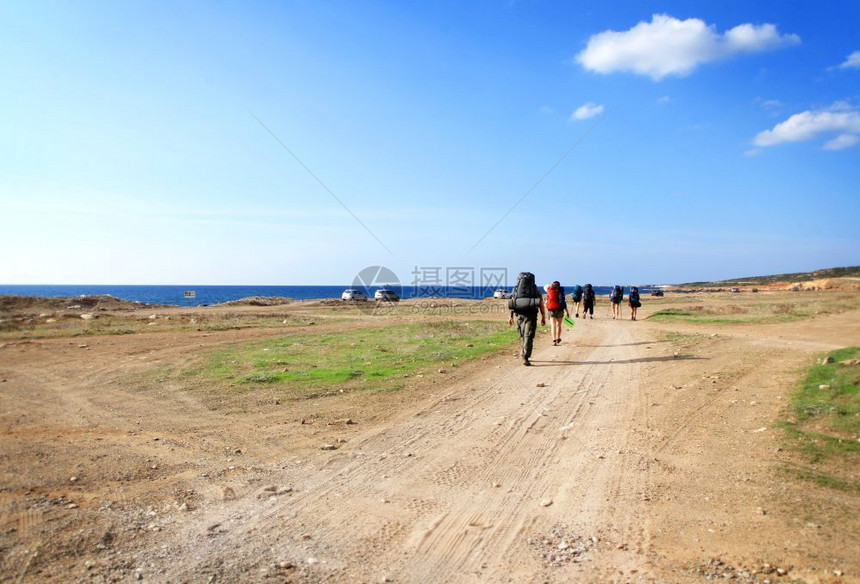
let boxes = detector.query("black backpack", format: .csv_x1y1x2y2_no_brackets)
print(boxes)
508,272,541,314
584,284,595,302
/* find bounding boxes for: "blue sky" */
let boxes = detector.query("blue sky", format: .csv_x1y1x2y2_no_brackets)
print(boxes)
1,1,858,286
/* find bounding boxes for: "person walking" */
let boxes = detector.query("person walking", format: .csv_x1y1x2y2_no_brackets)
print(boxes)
610,285,624,319
507,272,546,366
570,284,583,317
629,286,641,320
582,283,596,319
544,281,570,345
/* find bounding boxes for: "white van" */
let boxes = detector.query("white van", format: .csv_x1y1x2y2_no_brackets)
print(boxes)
341,289,368,301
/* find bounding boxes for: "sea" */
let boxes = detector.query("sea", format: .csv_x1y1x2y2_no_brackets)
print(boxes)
0,284,624,307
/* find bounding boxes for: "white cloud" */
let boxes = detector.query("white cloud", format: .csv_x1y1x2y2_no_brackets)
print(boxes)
753,103,860,150
823,134,859,150
838,51,860,69
538,105,555,115
576,14,800,80
571,102,605,120
657,95,672,104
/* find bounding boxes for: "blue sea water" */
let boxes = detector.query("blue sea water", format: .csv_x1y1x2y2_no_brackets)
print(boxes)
0,284,628,307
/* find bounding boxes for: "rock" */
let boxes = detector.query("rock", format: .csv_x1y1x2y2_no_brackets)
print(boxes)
321,444,337,450
80,313,94,320
306,557,319,565
839,358,860,366
536,383,546,388
819,384,831,390
540,498,553,507
822,356,835,364
148,314,157,320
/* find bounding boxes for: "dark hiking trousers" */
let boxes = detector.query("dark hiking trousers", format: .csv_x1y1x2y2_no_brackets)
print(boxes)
517,313,538,359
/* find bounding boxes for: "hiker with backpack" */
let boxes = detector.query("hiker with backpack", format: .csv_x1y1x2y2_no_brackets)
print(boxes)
507,272,546,366
544,281,570,346
610,285,624,319
571,284,583,318
582,283,596,319
629,286,641,320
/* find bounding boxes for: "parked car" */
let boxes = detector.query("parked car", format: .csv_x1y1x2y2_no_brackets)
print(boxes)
650,289,664,297
341,289,368,301
730,288,741,293
374,288,400,302
493,288,512,299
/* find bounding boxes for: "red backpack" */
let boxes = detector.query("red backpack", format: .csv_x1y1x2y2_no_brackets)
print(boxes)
546,284,562,310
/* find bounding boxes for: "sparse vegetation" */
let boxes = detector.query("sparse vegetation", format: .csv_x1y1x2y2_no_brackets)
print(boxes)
0,313,317,340
189,320,514,401
648,293,857,324
678,265,860,287
778,347,860,492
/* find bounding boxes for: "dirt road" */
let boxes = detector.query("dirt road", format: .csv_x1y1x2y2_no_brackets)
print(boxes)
1,300,858,583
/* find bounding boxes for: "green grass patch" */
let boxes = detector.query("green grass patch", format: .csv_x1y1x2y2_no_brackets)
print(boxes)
192,320,515,400
790,347,860,436
778,346,860,492
648,308,757,325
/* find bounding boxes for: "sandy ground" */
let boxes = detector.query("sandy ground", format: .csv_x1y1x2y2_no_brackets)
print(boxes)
0,294,858,583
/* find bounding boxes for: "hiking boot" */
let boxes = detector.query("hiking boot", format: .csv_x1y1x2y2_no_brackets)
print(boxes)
522,358,531,366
